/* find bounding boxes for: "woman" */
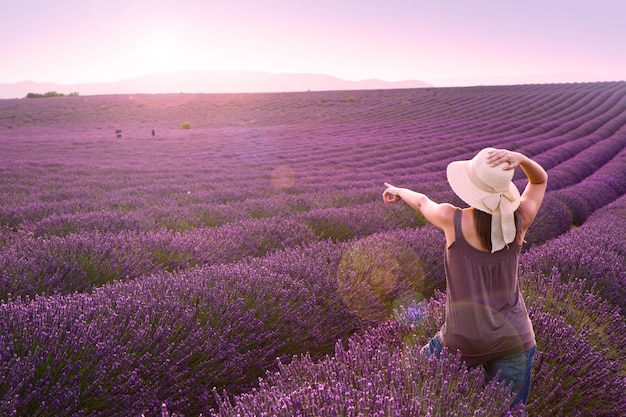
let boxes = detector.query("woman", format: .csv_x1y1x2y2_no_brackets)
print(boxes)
383,148,547,408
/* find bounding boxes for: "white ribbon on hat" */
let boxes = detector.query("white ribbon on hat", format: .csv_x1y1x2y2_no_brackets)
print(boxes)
482,191,516,252
467,161,517,252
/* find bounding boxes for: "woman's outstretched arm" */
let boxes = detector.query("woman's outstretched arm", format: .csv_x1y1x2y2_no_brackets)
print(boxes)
383,182,455,231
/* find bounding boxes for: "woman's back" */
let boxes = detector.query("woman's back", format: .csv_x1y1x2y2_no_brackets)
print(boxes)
440,209,535,362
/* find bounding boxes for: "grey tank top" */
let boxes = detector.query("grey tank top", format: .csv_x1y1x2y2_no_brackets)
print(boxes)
440,209,535,362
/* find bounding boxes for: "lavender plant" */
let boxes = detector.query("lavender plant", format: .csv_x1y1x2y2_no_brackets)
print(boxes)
552,146,626,224
526,310,626,416
521,269,626,371
211,322,521,417
520,197,626,313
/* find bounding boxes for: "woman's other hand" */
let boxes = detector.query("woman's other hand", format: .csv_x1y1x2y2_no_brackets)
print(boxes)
487,149,524,171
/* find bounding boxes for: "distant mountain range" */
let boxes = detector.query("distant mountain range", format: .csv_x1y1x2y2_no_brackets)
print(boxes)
0,70,432,99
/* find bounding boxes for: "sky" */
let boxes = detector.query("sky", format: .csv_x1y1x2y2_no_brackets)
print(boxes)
2,0,625,87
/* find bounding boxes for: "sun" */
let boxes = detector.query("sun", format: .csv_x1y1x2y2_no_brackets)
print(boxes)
134,33,184,74
148,41,173,65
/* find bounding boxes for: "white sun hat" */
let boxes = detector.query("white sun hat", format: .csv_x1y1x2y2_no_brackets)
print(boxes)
446,148,521,252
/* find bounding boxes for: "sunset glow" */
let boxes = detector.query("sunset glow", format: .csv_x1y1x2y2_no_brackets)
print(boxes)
0,0,624,89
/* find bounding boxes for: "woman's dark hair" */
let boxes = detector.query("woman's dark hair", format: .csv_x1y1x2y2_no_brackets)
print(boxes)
473,209,522,251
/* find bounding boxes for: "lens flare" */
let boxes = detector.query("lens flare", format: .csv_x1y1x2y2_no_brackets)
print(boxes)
392,291,427,329
270,165,296,190
337,235,425,322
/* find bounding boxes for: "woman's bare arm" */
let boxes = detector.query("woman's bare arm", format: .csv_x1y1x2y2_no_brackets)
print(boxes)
383,182,455,230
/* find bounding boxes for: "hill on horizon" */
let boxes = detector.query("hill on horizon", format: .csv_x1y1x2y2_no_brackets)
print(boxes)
0,70,432,99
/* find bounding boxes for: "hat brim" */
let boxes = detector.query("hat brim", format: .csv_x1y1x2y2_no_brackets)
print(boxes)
446,160,521,214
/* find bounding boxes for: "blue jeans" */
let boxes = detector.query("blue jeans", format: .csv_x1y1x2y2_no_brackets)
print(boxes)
422,332,536,408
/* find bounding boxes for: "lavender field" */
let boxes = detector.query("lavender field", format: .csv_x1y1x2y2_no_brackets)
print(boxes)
1,82,625,416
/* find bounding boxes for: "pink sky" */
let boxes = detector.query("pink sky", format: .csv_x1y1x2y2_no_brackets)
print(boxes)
2,0,625,87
